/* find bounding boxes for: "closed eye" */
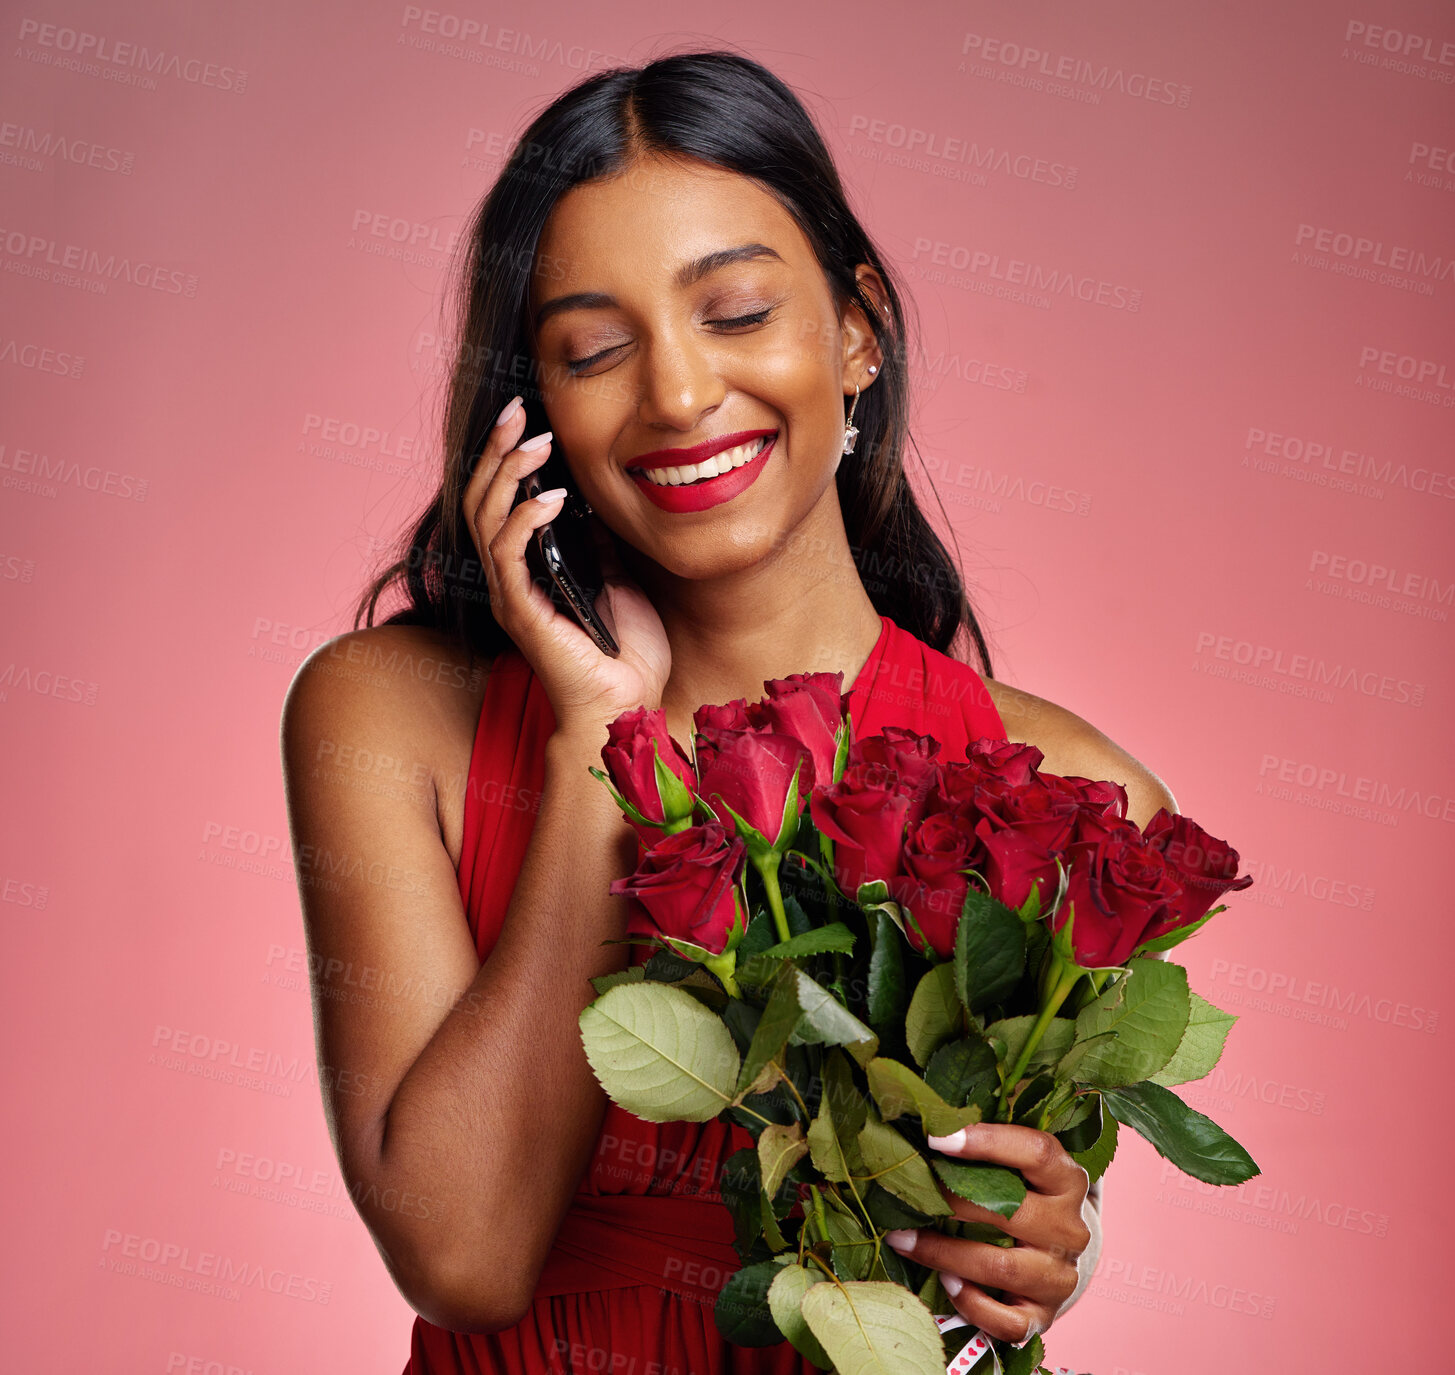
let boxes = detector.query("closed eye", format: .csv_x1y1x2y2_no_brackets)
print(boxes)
709,308,775,329
563,307,778,375
564,343,624,374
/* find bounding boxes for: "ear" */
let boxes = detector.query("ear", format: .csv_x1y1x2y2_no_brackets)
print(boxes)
840,263,889,395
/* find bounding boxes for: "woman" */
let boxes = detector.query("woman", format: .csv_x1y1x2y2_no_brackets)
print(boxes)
281,49,1176,1372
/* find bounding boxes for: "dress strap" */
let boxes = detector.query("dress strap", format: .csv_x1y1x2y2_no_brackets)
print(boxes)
456,649,554,961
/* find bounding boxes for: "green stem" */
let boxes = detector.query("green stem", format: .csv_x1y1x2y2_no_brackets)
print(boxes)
777,1059,811,1125
1004,959,1084,1094
807,1184,829,1246
702,948,740,999
759,856,792,944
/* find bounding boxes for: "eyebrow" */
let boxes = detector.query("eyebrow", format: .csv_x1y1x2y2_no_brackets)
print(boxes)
531,242,785,332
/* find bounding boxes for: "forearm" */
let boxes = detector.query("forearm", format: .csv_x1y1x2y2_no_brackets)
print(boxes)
366,726,636,1311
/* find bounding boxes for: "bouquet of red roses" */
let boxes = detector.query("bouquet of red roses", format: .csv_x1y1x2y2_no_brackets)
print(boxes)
579,668,1258,1375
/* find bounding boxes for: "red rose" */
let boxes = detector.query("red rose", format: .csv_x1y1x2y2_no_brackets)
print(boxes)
601,707,697,843
933,739,1041,818
965,738,1045,787
809,761,912,901
695,726,815,849
974,814,1062,914
692,696,752,735
974,773,1081,850
609,821,747,956
854,728,943,831
894,809,981,958
755,672,849,790
1046,773,1129,819
1058,810,1182,966
1139,810,1253,942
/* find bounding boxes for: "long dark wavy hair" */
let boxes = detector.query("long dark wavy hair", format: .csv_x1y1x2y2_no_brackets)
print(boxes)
354,48,996,679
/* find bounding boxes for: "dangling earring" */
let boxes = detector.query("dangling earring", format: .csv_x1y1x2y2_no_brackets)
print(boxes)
842,383,861,456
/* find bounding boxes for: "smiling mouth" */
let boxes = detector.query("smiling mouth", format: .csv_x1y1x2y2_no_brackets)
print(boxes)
628,434,774,487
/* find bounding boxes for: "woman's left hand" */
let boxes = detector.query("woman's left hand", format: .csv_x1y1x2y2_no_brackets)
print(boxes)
882,1122,1094,1346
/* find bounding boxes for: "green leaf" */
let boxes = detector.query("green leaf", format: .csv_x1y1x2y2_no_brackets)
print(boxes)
929,1158,1027,1220
758,1121,808,1198
1103,1081,1260,1185
760,921,857,959
589,965,646,995
866,909,907,1025
954,887,1027,1014
925,1035,1000,1115
782,891,816,938
737,909,779,958
719,1148,764,1251
865,1057,982,1137
1010,1073,1058,1125
1055,1029,1116,1081
905,962,962,1068
673,968,730,1011
863,1183,937,1233
919,1265,951,1318
857,1111,954,1217
1067,1100,1118,1184
713,1258,785,1346
1151,992,1237,1087
823,1047,870,1143
998,1332,1045,1375
820,1199,876,1280
767,1264,833,1370
722,998,761,1056
790,969,880,1069
985,1015,1077,1083
735,964,803,1096
799,1279,948,1375
1073,958,1192,1088
866,1236,915,1288
642,948,699,981
808,1092,861,1183
578,981,741,1122
760,1186,788,1250
1049,1092,1100,1148
1135,904,1225,954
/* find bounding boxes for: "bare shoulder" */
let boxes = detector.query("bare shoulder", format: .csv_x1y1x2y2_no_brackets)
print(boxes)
279,623,493,865
982,677,1179,831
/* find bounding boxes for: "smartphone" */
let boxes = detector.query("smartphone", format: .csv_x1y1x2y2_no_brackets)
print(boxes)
520,466,620,658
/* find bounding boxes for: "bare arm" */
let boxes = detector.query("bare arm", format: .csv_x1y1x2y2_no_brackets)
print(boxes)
281,640,636,1333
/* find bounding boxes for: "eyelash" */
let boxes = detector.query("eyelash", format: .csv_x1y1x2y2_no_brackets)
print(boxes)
564,308,777,374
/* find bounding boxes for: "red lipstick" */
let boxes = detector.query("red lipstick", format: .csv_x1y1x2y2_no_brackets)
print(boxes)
627,431,777,514
628,428,778,472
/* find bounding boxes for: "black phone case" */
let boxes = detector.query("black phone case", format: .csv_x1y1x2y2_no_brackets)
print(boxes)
522,470,620,658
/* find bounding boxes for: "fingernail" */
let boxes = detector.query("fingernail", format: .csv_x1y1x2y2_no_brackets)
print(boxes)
926,1127,969,1151
939,1271,963,1298
518,430,553,451
533,486,567,504
494,395,523,427
883,1229,917,1253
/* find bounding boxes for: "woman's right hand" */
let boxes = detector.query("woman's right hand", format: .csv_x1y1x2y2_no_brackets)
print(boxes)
464,394,671,738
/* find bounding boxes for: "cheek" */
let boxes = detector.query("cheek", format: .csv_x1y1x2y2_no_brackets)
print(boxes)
740,333,840,432
763,314,841,378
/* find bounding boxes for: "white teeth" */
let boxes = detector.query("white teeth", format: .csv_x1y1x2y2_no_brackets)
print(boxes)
636,435,770,487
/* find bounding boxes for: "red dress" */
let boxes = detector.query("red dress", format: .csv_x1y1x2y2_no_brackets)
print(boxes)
406,612,1008,1373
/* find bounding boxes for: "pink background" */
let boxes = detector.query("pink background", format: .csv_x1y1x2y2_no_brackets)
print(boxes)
3,1,1452,1370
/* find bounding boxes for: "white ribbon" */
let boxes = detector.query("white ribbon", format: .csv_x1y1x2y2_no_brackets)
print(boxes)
936,1315,1079,1374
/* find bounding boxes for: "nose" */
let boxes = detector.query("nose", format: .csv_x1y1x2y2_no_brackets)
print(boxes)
635,327,726,434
